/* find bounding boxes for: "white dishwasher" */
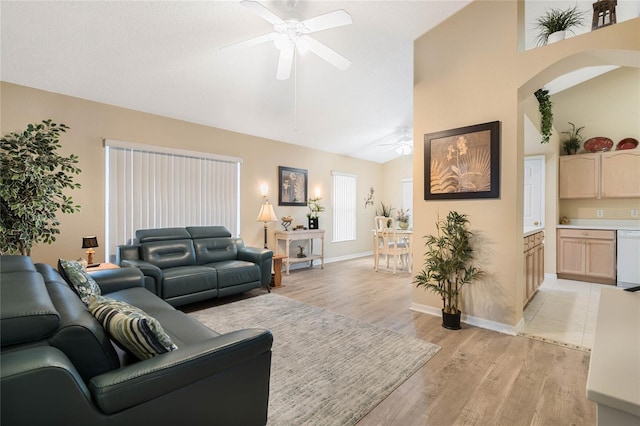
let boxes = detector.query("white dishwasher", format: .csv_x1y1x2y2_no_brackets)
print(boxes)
617,230,640,288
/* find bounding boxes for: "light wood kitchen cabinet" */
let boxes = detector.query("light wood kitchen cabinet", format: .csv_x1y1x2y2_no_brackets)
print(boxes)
559,150,640,199
523,231,544,306
601,150,640,198
559,153,598,199
557,229,616,285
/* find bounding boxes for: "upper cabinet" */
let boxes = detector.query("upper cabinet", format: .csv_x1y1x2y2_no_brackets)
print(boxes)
601,150,640,198
559,150,640,199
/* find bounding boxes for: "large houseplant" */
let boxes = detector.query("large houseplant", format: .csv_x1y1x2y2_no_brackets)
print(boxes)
413,211,483,330
534,6,587,46
0,120,81,255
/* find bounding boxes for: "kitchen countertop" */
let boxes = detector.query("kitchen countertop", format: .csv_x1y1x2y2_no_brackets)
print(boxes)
524,226,545,237
587,287,640,421
557,219,640,231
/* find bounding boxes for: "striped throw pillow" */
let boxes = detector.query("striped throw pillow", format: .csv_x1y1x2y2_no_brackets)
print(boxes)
88,295,177,360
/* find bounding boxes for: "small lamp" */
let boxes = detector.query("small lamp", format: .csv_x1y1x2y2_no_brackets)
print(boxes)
257,201,278,249
82,236,99,265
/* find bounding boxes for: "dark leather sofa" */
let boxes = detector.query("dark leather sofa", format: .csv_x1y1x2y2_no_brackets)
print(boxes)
116,226,273,307
0,255,272,426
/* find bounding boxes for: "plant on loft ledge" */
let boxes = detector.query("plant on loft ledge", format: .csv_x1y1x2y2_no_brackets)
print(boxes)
413,211,484,330
561,122,585,155
0,120,81,255
534,6,587,46
307,197,325,229
534,88,553,144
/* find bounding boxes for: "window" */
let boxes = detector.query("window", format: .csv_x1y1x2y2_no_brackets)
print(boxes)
104,139,241,261
332,171,357,242
401,178,413,228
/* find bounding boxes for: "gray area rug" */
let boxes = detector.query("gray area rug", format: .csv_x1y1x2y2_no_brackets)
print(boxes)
189,293,440,426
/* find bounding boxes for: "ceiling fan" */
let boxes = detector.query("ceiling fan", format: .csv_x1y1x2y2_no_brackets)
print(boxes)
223,0,352,80
379,130,414,155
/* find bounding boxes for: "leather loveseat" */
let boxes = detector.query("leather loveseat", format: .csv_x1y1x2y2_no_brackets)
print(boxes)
116,226,273,307
0,255,272,426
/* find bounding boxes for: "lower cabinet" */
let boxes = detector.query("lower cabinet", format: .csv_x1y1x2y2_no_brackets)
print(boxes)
557,229,616,285
524,231,544,306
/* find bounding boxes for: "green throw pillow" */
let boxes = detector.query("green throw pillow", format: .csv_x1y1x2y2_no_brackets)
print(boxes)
58,258,101,305
88,295,178,360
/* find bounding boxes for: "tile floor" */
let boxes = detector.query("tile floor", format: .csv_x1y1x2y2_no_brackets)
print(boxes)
520,278,610,351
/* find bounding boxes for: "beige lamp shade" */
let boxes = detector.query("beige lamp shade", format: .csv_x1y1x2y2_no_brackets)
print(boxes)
257,202,278,222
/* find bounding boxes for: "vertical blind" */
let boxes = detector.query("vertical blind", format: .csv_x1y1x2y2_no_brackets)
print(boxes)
104,139,241,262
332,171,357,242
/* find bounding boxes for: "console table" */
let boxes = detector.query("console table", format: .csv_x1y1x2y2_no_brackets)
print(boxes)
275,229,325,275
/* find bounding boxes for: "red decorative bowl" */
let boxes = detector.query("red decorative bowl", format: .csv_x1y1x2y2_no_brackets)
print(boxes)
584,137,613,153
616,138,639,150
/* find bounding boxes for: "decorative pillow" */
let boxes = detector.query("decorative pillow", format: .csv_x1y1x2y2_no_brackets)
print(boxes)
88,295,178,360
58,258,101,305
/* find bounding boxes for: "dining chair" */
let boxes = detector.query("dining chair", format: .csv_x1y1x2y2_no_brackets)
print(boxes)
373,216,411,274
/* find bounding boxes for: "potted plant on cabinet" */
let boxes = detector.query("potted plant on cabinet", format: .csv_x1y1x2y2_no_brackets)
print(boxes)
307,197,324,229
0,119,82,255
534,6,587,46
561,122,585,155
413,211,484,330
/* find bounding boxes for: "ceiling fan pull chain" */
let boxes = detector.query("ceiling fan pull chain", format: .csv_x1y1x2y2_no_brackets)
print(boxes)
294,49,298,131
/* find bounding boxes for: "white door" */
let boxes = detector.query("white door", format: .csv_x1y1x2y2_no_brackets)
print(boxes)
524,156,545,228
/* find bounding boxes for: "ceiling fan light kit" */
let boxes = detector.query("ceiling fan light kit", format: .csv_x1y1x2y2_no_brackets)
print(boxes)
224,0,353,80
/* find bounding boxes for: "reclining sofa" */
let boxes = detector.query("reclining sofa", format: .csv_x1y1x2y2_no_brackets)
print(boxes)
116,226,273,307
0,255,272,426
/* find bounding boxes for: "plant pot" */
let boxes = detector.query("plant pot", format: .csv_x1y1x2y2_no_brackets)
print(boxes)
308,217,319,229
441,309,462,330
547,30,566,44
398,221,409,230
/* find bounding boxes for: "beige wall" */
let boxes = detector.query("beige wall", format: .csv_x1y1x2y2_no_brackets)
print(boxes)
413,0,639,328
1,82,387,267
553,66,640,221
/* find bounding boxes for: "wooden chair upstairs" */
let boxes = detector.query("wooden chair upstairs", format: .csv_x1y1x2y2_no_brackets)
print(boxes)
373,216,411,274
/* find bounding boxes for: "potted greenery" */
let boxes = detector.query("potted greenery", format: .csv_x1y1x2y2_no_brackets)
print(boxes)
534,88,553,144
396,209,410,230
413,211,484,330
535,6,587,46
561,122,585,155
307,197,325,229
0,120,82,255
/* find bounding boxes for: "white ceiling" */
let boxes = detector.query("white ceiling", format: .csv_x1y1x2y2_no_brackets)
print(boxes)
0,0,472,164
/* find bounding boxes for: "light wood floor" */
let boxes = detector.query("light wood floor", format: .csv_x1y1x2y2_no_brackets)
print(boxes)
186,256,596,426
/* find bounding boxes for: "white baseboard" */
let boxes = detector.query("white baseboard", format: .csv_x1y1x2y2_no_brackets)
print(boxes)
325,252,372,264
410,303,519,336
286,251,372,271
544,272,557,280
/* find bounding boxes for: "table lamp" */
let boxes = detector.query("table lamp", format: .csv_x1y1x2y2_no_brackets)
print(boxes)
257,201,278,249
82,236,99,265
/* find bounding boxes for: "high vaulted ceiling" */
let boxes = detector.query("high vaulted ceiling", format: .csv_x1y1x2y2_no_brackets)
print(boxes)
0,0,472,163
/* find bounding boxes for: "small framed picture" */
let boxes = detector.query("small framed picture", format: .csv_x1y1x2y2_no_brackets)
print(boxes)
278,166,308,206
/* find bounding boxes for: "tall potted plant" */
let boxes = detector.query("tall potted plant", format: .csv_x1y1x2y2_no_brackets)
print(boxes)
534,6,587,46
0,119,82,255
413,211,484,330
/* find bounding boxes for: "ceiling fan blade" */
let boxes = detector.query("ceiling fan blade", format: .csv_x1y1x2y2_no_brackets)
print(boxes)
220,33,275,51
302,35,351,71
240,0,285,26
276,44,294,80
300,9,352,33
